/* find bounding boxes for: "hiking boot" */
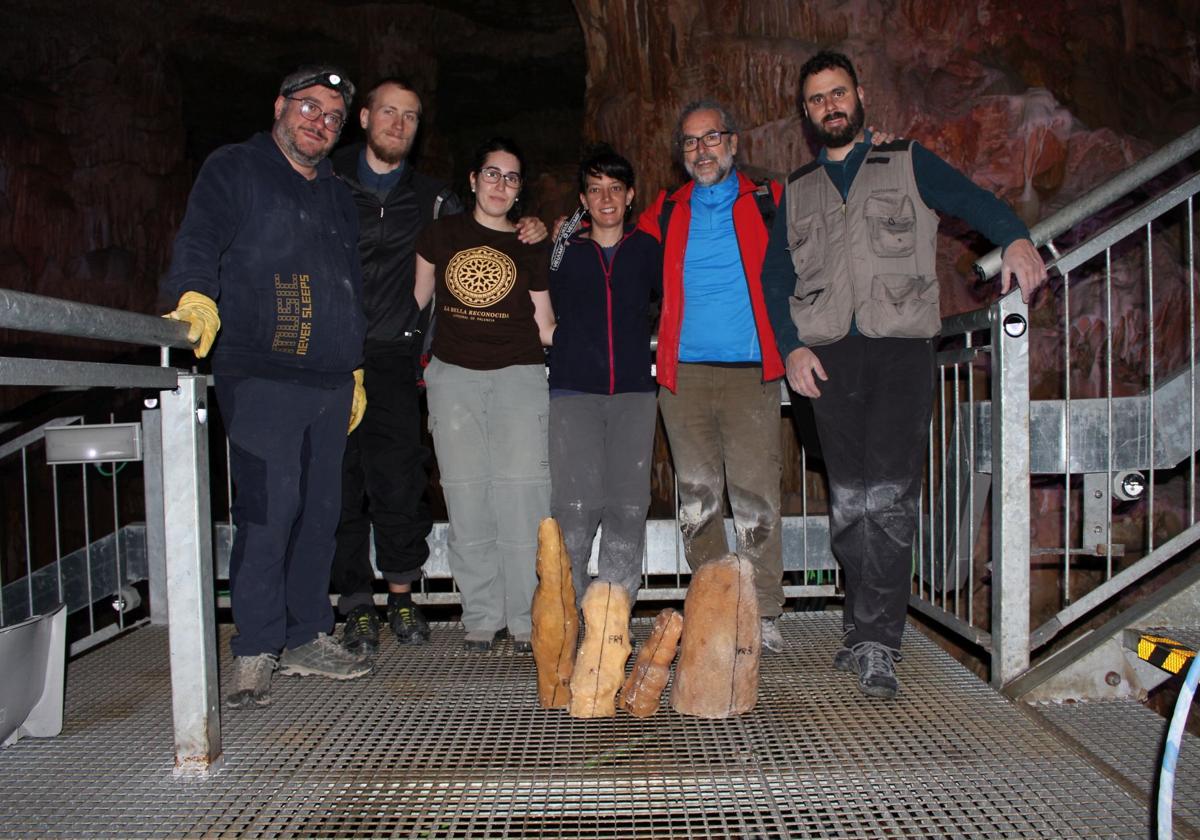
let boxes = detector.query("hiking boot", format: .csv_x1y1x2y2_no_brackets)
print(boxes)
226,653,277,709
279,633,373,680
387,601,430,645
342,605,381,656
833,646,856,672
760,617,784,654
851,641,901,699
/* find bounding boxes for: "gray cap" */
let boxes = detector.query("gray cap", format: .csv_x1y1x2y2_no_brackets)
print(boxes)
279,64,356,109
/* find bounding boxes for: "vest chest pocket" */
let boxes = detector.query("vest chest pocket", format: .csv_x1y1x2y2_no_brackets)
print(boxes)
787,211,825,280
863,191,916,258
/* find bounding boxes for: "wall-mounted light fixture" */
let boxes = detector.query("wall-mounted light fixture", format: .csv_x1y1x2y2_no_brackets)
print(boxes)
43,423,142,465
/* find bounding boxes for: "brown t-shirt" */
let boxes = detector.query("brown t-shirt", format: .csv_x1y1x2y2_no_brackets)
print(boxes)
416,213,550,370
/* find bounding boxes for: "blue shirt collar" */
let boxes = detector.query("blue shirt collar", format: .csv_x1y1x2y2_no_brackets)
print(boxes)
692,167,740,204
357,150,405,191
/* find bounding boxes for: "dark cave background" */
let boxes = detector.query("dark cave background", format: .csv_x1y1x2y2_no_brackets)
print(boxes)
2,0,1198,320
2,1,1200,668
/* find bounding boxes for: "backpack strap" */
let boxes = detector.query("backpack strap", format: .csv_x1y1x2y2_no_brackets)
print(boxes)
658,198,676,243
752,179,777,232
432,186,455,220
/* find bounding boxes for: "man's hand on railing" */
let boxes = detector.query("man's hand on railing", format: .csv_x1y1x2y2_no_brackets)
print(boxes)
786,347,828,399
164,291,220,358
348,368,367,434
999,238,1049,304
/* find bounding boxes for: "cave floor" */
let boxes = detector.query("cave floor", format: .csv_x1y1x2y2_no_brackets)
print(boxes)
0,613,1188,838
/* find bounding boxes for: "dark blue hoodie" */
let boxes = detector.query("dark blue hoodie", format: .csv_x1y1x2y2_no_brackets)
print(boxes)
164,132,365,387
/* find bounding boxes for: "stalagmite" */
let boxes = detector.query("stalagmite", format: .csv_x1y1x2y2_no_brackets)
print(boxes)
670,554,760,718
619,608,683,718
531,518,578,709
569,581,632,718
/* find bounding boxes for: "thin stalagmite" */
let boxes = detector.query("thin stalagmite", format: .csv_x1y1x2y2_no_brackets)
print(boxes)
531,518,578,709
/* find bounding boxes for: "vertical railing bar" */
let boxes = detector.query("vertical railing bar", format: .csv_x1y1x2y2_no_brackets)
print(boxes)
81,464,94,635
52,464,63,605
108,415,122,630
921,420,931,597
1063,249,1072,606
1147,223,1156,553
224,431,233,527
966,330,976,627
927,406,936,601
1105,251,1115,580
953,362,962,618
111,460,123,630
22,447,34,616
939,360,949,608
1188,197,1196,527
673,471,683,589
801,444,809,583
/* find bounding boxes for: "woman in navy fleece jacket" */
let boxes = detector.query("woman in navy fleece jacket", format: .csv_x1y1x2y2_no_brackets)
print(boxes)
547,146,661,606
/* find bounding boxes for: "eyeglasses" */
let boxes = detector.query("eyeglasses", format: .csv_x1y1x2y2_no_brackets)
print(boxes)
478,167,523,189
680,130,733,152
286,97,345,132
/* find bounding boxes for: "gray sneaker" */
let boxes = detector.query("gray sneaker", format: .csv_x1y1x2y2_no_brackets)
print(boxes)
226,653,277,709
279,633,373,680
760,618,784,654
851,641,901,699
832,646,856,672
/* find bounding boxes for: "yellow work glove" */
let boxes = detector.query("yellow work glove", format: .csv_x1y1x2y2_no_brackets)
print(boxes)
165,291,221,358
348,368,367,434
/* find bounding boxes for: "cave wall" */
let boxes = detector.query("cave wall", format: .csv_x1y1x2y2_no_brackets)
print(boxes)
569,0,1200,617
0,0,585,319
4,0,1197,319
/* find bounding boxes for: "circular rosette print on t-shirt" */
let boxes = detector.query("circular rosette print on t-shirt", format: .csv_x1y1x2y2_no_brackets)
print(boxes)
445,246,517,308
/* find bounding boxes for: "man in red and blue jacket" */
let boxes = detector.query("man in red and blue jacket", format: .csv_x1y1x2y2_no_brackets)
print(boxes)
638,100,788,653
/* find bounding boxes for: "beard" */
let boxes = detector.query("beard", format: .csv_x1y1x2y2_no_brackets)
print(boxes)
273,120,332,168
811,98,866,148
685,149,734,187
367,131,411,166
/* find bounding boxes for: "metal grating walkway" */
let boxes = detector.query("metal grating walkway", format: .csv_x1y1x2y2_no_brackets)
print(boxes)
1031,697,1200,832
0,613,1163,838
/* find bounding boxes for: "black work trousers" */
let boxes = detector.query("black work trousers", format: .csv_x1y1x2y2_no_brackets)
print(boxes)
807,334,934,650
331,346,432,614
216,375,353,656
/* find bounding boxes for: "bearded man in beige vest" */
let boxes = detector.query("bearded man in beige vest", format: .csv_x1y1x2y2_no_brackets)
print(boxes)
761,50,1048,699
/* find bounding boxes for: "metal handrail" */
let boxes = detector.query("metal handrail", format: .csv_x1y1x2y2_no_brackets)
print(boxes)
974,124,1200,280
0,288,192,349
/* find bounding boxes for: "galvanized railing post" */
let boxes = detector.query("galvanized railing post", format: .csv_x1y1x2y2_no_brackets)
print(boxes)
991,293,1032,687
160,373,222,773
141,404,168,625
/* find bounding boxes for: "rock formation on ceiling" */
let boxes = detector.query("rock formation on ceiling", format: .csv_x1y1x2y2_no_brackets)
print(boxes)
2,0,1195,324
573,0,1198,321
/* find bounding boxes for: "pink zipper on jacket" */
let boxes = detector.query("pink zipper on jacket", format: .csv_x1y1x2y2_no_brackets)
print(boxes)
587,230,634,395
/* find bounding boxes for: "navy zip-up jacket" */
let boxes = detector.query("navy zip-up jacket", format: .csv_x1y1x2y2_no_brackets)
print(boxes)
164,132,366,387
548,225,661,395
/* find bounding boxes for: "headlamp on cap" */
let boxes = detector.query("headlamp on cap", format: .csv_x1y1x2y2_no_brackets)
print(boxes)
279,65,356,109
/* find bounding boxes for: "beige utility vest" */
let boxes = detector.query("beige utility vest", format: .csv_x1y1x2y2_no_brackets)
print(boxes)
785,141,940,346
